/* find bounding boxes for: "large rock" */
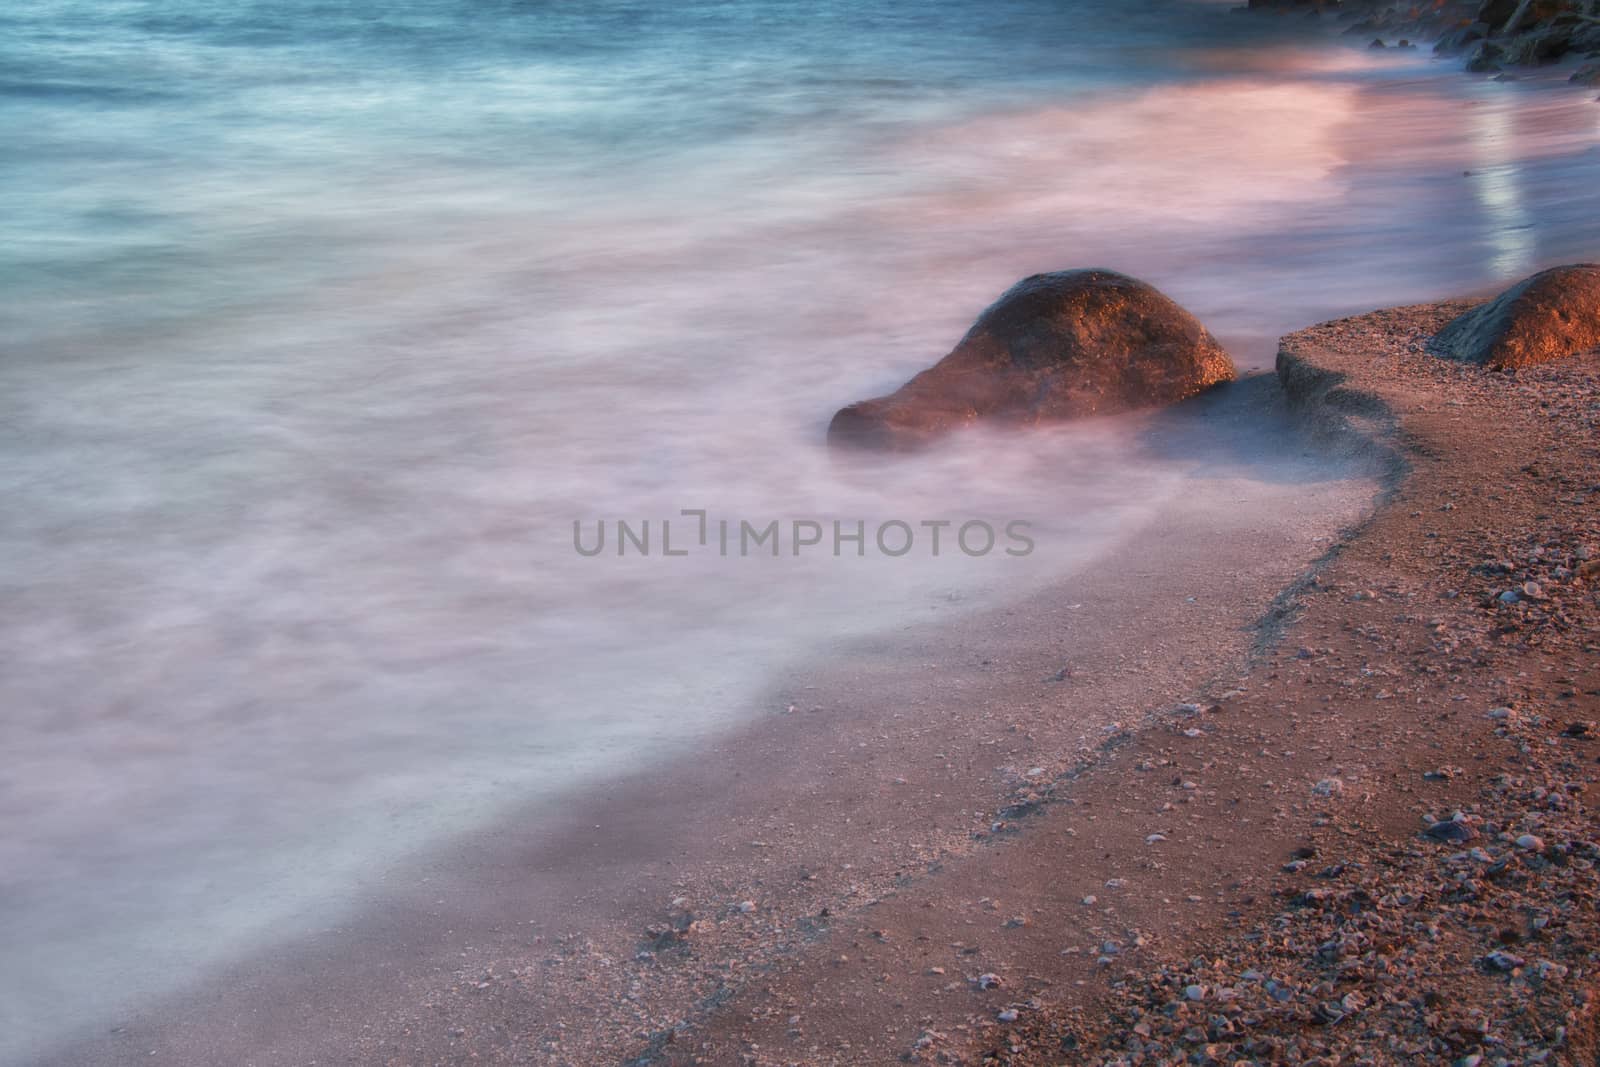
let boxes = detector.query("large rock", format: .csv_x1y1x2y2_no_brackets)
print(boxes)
1435,23,1489,56
1474,0,1519,30
828,270,1236,450
1498,21,1574,65
1432,264,1600,369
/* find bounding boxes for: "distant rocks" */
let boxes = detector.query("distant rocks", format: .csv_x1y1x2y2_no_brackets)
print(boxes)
1431,264,1600,369
1455,0,1600,73
827,270,1235,451
1248,0,1600,77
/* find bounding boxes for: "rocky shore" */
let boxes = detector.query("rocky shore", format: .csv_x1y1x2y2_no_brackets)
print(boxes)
1248,0,1600,84
914,301,1600,1066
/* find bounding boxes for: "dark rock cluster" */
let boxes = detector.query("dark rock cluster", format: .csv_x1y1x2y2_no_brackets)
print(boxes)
1249,0,1600,77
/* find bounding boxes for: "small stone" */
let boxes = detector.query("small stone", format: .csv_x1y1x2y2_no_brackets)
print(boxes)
997,1009,1019,1023
1146,833,1167,844
1515,833,1544,851
1482,950,1525,972
1535,959,1568,981
976,973,1002,990
1312,777,1344,797
1423,819,1479,844
736,900,756,913
1184,984,1205,1001
1080,895,1098,906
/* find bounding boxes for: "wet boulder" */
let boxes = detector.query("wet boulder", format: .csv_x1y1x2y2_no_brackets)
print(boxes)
828,270,1236,451
1475,0,1519,30
1432,264,1600,369
1498,21,1575,66
1434,23,1490,56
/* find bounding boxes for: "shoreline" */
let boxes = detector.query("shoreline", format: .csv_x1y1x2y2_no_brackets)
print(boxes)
57,293,1598,1067
950,301,1600,1064
34,379,1383,1066
25,302,1599,1063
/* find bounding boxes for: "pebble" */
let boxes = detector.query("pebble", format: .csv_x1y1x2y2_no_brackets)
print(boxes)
1535,959,1568,981
1312,777,1344,797
1080,895,1098,906
1423,819,1478,843
997,1009,1019,1023
1516,834,1545,851
1482,949,1525,972
976,973,1002,990
1184,984,1205,1001
1146,833,1167,844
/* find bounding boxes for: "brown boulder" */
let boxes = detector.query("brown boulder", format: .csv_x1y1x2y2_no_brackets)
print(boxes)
1432,264,1600,369
828,270,1236,451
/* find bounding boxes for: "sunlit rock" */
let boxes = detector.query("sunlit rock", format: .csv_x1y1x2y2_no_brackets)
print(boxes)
1432,263,1600,369
828,270,1236,451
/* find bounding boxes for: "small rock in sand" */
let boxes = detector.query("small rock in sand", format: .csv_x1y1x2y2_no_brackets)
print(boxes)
1424,819,1479,844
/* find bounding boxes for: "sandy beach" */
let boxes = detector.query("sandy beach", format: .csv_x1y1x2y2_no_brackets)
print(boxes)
36,293,1597,1066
